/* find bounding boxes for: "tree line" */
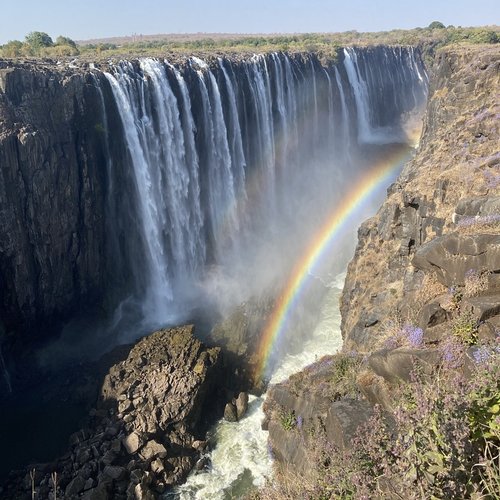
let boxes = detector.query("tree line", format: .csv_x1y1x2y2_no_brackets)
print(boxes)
0,24,498,60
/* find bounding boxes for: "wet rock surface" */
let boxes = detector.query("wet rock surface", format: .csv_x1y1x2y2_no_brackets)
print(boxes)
1,325,222,499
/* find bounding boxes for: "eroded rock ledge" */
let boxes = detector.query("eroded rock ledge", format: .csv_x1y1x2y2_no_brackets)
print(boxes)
264,43,500,477
1,325,221,499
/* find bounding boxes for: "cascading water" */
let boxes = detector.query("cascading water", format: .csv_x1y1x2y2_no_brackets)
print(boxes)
343,47,428,144
94,48,428,498
97,47,427,344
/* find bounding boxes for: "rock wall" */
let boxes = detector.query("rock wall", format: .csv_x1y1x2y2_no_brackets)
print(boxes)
341,44,500,351
0,64,112,334
264,43,500,473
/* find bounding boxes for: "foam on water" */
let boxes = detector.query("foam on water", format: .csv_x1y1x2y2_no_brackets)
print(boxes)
174,273,345,499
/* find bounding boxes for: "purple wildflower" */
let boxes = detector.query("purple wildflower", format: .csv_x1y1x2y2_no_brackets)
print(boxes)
439,337,465,369
402,324,424,348
472,346,490,364
297,415,303,430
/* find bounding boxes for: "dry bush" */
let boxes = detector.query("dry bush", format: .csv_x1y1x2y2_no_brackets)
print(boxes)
417,272,447,305
464,269,490,298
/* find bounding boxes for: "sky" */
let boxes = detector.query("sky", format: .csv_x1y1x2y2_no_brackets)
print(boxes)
1,0,498,44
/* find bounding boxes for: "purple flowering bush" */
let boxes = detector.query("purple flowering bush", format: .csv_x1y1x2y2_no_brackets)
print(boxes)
383,321,424,349
258,348,500,499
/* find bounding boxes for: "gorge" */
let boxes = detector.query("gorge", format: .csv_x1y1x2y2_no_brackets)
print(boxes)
0,38,498,499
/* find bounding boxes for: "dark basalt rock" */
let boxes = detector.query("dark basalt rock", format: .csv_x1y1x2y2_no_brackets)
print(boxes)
454,195,500,219
0,66,111,335
235,391,249,420
412,233,500,286
223,402,238,422
461,294,500,322
368,348,441,384
325,399,374,450
417,300,451,329
1,325,222,499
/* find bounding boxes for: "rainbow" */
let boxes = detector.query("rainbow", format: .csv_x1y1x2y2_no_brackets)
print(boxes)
254,146,412,382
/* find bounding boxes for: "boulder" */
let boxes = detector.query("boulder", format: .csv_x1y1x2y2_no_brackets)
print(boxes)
191,440,207,452
368,348,441,384
65,475,86,496
134,483,157,500
103,465,127,481
267,419,310,474
461,294,500,322
235,392,249,419
325,399,375,449
123,432,142,454
194,456,211,471
413,234,500,286
223,402,238,422
139,440,167,461
417,301,450,329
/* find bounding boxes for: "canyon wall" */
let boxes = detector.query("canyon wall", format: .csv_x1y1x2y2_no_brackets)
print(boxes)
0,48,427,356
341,44,500,351
264,43,500,478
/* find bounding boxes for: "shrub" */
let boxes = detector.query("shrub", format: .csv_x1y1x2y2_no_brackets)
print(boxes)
55,35,77,48
382,320,424,349
452,309,479,345
428,21,446,29
280,410,296,431
0,40,23,57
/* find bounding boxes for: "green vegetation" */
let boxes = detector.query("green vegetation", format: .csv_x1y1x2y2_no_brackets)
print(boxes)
25,31,54,49
452,309,479,345
1,26,498,61
280,410,296,431
428,21,446,30
0,32,78,58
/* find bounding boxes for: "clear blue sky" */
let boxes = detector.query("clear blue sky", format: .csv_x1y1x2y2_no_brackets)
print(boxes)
1,0,498,44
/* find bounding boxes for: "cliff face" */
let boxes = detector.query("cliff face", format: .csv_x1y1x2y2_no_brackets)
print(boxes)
0,48,427,371
264,43,500,476
341,44,500,351
0,66,111,333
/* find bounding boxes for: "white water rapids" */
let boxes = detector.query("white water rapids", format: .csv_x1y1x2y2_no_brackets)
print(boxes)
172,273,345,499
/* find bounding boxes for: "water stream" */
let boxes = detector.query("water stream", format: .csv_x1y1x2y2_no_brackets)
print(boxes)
174,274,345,499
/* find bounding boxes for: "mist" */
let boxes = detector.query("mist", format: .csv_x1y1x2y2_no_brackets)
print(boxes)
37,48,427,372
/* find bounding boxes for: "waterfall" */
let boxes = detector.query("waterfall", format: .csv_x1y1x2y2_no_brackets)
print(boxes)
97,48,427,333
343,47,376,144
333,66,351,162
104,59,206,326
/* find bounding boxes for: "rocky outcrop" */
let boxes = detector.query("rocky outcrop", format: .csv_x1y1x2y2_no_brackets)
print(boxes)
341,44,500,351
412,233,500,286
1,325,222,499
264,43,500,479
